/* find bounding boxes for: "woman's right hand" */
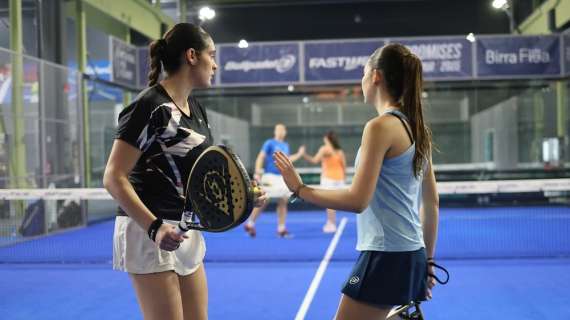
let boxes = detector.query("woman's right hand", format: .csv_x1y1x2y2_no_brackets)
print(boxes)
154,223,186,251
273,151,304,193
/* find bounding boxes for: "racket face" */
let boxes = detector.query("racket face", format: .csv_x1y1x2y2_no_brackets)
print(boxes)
185,145,254,232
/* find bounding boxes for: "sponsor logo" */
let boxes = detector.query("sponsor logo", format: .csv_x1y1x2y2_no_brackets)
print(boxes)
224,54,296,73
349,276,360,285
406,43,463,60
485,48,550,65
308,56,369,71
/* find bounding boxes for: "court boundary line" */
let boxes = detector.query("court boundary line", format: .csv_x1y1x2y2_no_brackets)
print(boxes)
294,217,348,320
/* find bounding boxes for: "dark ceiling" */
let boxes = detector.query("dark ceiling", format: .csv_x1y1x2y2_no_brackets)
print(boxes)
181,0,534,43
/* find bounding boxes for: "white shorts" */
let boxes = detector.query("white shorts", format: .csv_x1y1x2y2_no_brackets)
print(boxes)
260,173,291,199
113,216,206,276
320,176,345,190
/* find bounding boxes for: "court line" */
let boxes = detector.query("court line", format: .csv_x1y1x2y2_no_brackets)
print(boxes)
294,217,348,320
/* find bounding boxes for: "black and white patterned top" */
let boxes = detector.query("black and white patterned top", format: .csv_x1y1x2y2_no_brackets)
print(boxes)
115,84,213,220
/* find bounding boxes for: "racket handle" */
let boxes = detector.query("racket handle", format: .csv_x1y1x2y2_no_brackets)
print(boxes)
176,210,193,235
175,224,187,236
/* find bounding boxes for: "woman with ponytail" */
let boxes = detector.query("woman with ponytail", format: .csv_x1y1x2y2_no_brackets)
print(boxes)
274,43,440,319
103,23,266,320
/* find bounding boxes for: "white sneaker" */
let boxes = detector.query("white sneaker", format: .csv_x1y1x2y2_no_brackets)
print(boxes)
322,222,337,233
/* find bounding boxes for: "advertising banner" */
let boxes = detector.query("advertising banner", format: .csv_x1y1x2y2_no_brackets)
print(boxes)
476,35,561,78
394,37,474,80
111,37,138,88
304,40,384,82
137,47,149,89
219,43,299,84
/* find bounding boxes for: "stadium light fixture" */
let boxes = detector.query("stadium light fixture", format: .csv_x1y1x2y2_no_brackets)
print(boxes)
491,0,516,33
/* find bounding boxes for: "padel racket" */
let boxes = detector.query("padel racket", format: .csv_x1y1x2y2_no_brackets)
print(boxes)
175,145,255,233
387,302,424,320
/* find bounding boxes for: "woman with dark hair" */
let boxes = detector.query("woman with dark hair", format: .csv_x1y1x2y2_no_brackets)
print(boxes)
274,43,440,319
103,23,265,320
302,131,346,233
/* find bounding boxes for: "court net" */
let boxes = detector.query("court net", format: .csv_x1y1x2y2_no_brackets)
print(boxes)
0,178,568,264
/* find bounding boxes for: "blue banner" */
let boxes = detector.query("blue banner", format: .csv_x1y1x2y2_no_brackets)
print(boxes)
304,40,383,82
394,38,474,80
219,43,299,84
562,32,570,75
476,35,561,78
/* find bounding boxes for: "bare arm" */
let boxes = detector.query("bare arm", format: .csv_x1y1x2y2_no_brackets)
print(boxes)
303,146,327,164
103,139,185,251
289,145,305,163
254,151,266,180
420,159,439,259
103,140,156,231
274,118,391,213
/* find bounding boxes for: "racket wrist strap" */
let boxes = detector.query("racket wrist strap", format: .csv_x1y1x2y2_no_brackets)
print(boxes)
147,218,164,242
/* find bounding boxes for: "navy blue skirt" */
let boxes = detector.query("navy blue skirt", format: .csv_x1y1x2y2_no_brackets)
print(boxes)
341,248,428,307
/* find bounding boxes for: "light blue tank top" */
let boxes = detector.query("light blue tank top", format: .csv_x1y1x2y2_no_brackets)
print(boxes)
355,109,425,252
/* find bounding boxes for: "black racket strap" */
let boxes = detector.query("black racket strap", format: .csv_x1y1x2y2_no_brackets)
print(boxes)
428,261,450,285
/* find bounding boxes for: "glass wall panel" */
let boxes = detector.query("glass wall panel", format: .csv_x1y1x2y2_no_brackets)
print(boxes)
196,79,568,181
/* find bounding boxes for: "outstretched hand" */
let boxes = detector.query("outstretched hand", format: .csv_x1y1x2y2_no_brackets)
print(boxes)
273,151,304,193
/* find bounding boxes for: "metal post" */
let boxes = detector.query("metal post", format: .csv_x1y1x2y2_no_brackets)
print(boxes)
9,0,27,189
505,6,516,34
556,81,567,138
36,0,47,188
76,0,91,187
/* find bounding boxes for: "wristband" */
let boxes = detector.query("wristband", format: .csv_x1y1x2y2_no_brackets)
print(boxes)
290,184,307,203
294,184,307,198
147,218,163,242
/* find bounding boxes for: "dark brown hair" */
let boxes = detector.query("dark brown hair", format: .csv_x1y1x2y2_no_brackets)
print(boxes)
369,43,432,177
325,131,342,150
148,23,211,86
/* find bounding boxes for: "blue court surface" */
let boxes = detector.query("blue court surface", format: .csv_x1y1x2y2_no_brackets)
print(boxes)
1,207,570,320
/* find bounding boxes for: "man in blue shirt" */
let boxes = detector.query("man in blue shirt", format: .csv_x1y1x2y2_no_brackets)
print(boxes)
245,123,304,238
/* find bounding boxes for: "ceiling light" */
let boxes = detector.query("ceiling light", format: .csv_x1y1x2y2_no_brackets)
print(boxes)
199,7,216,21
492,0,507,9
238,39,249,48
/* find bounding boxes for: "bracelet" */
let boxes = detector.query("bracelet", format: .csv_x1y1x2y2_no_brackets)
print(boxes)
427,257,435,262
147,218,163,242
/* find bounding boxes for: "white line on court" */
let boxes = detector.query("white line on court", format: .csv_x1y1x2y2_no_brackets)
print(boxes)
294,217,348,320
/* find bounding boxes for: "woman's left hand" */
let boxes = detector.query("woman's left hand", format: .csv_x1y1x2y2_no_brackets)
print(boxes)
273,151,304,193
252,180,268,208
